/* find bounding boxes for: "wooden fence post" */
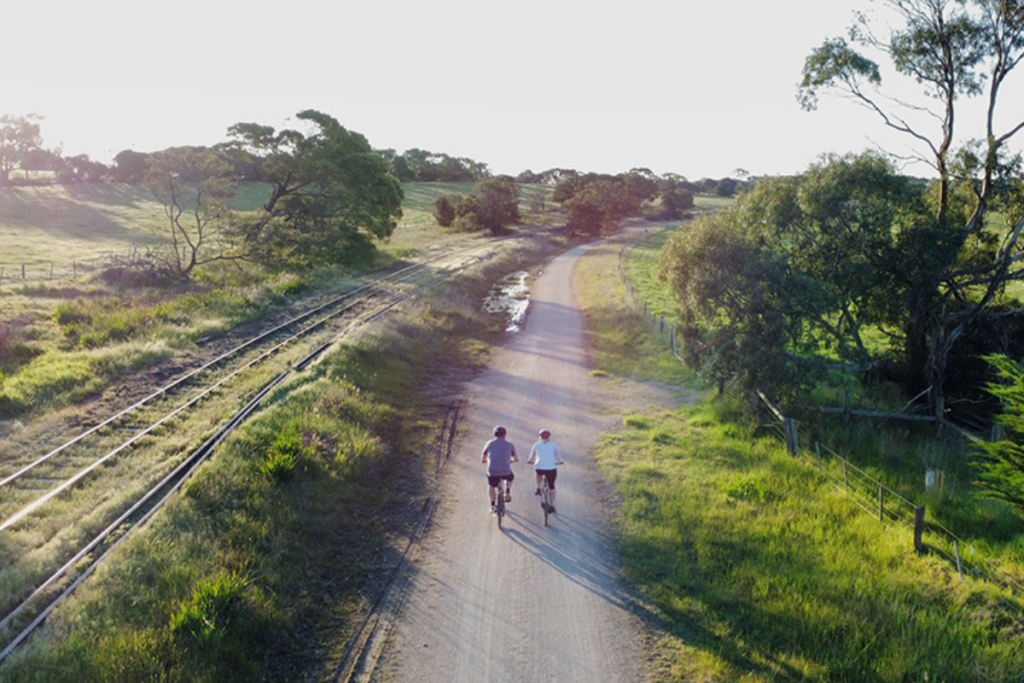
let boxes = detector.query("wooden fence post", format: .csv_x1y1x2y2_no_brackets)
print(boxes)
670,326,676,355
954,540,963,579
784,418,798,456
815,441,822,468
879,485,884,523
843,460,849,489
49,263,54,280
914,506,925,554
22,264,26,280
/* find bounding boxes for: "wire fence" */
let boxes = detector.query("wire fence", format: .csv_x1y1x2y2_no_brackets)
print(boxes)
614,228,1024,606
0,258,105,288
0,250,145,292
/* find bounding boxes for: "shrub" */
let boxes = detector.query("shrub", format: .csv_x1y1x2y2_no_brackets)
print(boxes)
54,300,92,327
433,195,456,227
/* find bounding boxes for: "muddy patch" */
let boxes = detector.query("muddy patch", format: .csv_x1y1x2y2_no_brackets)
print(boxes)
482,270,529,333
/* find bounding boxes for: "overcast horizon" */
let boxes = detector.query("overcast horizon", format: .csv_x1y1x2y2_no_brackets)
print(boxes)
7,0,1023,181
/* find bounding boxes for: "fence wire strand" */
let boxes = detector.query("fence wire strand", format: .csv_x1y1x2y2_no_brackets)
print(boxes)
614,228,1024,608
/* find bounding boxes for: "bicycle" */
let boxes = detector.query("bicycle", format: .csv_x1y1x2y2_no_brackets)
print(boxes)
539,477,552,526
494,479,506,529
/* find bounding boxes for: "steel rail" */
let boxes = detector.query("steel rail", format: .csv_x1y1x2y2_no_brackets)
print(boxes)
0,295,361,533
0,252,453,489
0,251,487,662
0,371,291,663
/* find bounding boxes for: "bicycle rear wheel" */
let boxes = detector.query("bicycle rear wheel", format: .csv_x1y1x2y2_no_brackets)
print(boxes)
541,482,551,526
496,484,505,529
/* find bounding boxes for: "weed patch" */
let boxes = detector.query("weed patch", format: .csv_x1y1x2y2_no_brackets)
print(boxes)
170,570,248,648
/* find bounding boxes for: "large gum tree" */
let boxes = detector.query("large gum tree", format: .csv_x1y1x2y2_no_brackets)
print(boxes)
799,0,1024,419
218,110,404,268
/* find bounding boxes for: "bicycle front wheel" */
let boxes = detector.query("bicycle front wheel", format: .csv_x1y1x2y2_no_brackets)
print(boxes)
541,483,551,526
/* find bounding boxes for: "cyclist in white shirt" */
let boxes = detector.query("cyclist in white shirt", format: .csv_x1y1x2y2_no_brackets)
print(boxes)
527,429,563,513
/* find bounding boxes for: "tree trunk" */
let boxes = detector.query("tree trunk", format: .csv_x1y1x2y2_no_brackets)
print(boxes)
904,298,932,399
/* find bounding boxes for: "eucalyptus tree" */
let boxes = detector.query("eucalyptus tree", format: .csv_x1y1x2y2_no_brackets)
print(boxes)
659,153,924,402
799,0,1024,417
477,175,520,235
0,114,43,184
218,110,403,268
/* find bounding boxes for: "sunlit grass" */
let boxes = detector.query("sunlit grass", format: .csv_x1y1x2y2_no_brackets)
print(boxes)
0,182,513,420
0,235,549,681
577,230,1024,681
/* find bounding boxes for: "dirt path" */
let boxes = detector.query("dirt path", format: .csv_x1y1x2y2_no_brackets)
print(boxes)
371,240,647,682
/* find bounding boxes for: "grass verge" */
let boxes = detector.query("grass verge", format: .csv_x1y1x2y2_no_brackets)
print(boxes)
575,231,1024,681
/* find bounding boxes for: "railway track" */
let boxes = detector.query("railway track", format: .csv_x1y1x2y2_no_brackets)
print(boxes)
0,238,510,661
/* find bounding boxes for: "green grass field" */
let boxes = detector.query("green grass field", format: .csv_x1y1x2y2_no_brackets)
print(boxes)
574,234,1024,681
0,180,556,420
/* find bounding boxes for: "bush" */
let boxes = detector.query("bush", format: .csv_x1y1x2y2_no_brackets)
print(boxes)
433,195,456,227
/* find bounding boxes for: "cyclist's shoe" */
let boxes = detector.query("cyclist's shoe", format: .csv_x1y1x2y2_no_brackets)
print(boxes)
490,503,496,514
549,506,556,514
505,492,512,503
535,488,541,496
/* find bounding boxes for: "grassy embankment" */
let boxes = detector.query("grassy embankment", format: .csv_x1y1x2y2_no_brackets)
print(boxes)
622,220,1021,544
0,223,555,681
576,227,1024,681
0,181,549,420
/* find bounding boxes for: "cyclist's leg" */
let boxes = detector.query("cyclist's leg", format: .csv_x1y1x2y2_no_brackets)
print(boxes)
546,469,558,508
487,474,500,508
503,472,514,502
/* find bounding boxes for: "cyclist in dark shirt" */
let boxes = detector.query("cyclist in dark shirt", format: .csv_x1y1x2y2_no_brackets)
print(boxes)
482,425,518,513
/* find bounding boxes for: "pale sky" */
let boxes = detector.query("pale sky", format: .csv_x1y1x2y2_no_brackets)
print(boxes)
5,0,1023,180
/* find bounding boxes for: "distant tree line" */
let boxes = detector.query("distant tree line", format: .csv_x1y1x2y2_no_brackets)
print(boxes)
0,116,493,187
431,167,720,238
1,111,404,281
377,148,490,182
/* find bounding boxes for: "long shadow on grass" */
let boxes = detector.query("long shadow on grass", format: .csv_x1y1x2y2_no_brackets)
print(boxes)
3,189,160,247
621,521,987,681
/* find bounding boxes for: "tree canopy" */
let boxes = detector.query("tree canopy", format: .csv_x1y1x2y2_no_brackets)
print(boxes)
217,110,404,268
431,176,521,234
554,170,658,237
796,0,1024,418
0,114,43,184
381,148,490,182
476,175,520,235
660,153,957,402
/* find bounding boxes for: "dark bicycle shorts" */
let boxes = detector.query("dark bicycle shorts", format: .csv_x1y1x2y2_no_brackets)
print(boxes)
487,472,514,488
536,468,557,489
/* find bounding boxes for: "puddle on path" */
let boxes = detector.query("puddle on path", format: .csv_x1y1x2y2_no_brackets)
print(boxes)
483,270,529,333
